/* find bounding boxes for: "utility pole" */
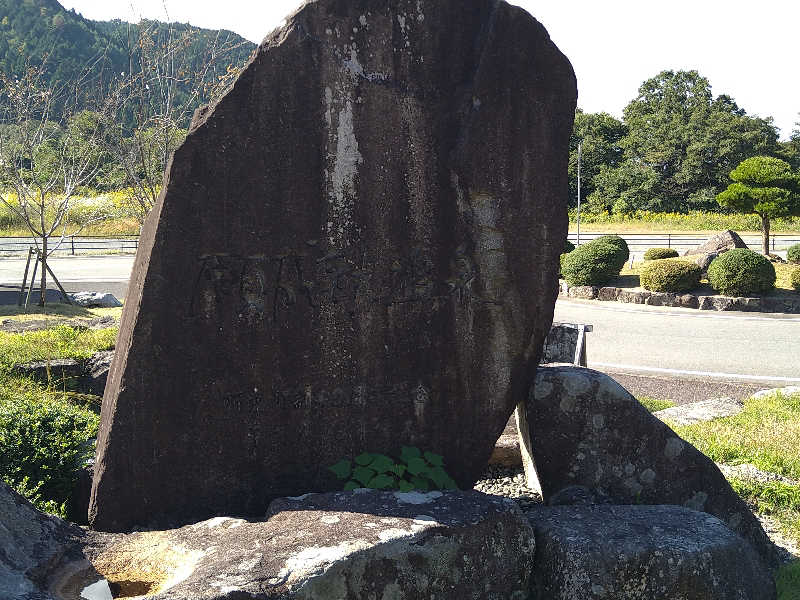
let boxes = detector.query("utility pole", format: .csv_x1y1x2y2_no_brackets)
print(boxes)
576,140,582,246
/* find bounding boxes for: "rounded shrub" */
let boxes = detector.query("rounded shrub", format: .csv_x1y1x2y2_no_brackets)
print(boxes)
0,385,98,516
643,247,679,261
790,267,800,291
788,243,800,264
593,235,629,268
639,259,701,292
560,241,623,287
707,249,776,296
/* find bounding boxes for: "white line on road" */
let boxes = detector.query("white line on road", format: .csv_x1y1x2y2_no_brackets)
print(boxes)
557,299,800,323
594,362,800,383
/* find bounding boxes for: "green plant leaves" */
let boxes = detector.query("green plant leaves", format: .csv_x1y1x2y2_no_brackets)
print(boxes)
367,474,395,490
328,459,351,480
369,454,394,474
328,446,459,494
354,452,375,466
406,456,428,476
352,466,376,486
423,451,444,467
400,446,421,462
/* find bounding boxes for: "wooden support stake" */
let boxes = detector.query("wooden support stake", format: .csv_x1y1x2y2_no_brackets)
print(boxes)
40,251,72,304
17,247,34,306
24,253,39,308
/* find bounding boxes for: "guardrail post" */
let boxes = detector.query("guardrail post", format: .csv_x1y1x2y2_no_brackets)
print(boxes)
71,237,75,255
667,233,671,248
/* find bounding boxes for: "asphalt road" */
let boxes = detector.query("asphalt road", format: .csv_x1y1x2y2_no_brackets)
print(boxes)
554,298,800,402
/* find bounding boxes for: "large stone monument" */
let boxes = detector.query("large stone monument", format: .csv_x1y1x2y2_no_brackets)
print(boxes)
90,0,576,531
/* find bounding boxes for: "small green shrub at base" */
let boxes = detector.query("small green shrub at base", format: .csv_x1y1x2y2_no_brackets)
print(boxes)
329,446,458,492
639,259,702,293
791,268,800,291
561,241,624,287
786,243,800,264
707,249,776,296
0,381,99,516
643,247,679,261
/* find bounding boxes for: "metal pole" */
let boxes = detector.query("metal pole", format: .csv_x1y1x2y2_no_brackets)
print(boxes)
576,140,582,247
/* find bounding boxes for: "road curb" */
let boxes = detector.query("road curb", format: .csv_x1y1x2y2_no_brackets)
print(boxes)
559,281,800,315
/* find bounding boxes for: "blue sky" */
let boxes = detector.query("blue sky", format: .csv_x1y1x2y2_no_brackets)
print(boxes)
61,0,799,140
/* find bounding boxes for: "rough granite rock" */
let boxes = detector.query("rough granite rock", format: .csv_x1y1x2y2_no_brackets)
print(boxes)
90,0,577,532
524,365,781,568
67,292,122,308
654,396,744,425
683,230,748,256
80,490,534,599
0,480,84,600
527,504,776,600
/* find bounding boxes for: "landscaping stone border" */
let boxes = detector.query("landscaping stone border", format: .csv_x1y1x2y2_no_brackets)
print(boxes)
559,281,800,314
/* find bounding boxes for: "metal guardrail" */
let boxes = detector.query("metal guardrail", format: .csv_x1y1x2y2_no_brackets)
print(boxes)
0,236,139,256
568,232,800,253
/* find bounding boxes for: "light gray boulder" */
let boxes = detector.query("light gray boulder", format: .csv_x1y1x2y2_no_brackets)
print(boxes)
0,481,84,600
67,292,122,308
684,230,748,256
654,396,744,425
527,504,776,599
524,365,781,568
79,490,534,599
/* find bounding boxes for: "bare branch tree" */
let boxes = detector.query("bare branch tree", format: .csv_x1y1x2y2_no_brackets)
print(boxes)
102,18,250,223
0,54,112,306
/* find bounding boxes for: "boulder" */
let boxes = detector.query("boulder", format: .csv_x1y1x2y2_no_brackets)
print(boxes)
81,490,534,599
90,0,577,531
67,292,122,308
524,365,781,568
12,358,84,387
489,432,522,467
654,396,744,425
0,480,85,600
684,230,748,256
527,504,776,599
692,251,717,272
84,350,114,397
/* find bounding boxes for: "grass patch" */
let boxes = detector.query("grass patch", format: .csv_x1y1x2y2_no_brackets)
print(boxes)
778,561,800,599
638,397,676,412
729,478,800,544
671,392,800,481
0,303,123,320
0,325,117,369
568,210,800,233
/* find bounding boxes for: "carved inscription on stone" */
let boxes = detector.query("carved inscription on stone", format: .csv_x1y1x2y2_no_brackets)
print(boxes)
191,243,499,324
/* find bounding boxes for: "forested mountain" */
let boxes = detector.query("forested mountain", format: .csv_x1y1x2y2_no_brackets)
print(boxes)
0,0,255,122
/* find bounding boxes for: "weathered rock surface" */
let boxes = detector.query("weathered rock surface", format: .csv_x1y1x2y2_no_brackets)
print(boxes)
692,251,717,272
67,292,122,308
12,358,84,386
81,490,534,599
684,230,748,256
91,0,576,531
654,396,744,425
527,504,776,599
0,480,84,600
752,386,800,400
524,365,781,568
490,432,522,467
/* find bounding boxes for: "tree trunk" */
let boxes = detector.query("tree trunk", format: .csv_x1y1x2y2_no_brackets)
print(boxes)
761,214,770,257
38,237,47,306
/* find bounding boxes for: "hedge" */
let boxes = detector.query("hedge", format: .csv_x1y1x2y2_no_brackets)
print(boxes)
643,247,679,261
707,249,776,296
639,259,701,292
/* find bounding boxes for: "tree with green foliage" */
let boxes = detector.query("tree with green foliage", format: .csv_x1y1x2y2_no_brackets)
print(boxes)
587,160,660,215
620,70,778,213
716,156,799,255
568,109,627,207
